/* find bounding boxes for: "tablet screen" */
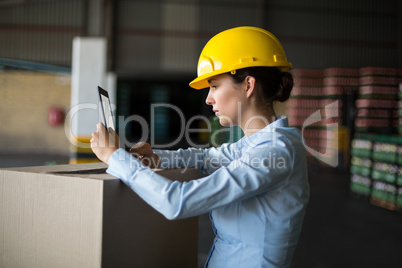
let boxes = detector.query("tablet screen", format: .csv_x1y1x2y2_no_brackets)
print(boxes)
97,86,115,131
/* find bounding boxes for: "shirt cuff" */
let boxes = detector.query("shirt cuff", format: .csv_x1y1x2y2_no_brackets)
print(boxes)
106,148,145,182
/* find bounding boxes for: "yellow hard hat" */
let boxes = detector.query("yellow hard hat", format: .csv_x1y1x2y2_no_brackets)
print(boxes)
189,26,292,89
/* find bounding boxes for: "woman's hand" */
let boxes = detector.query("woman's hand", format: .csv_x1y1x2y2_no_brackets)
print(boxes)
90,122,120,164
129,142,161,169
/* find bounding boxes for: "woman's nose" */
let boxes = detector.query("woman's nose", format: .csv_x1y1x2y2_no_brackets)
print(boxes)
205,90,214,105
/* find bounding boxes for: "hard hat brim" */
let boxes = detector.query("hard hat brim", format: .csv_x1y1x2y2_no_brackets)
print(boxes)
189,78,209,90
189,70,227,90
189,62,292,90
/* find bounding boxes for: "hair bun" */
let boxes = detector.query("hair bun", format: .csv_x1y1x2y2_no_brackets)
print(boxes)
275,72,293,102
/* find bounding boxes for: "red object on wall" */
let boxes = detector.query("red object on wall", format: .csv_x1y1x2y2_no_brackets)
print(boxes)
48,106,64,126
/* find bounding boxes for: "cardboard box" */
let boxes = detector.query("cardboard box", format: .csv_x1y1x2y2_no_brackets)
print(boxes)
0,163,201,268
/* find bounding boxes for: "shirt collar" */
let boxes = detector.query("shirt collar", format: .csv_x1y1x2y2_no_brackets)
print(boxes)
236,116,289,151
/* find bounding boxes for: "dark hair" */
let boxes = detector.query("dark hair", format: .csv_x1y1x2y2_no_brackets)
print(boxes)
229,67,293,104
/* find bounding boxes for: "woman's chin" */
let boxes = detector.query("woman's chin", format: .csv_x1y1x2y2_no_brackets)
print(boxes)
218,118,235,127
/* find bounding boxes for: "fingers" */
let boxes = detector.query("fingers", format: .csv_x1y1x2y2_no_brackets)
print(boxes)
107,127,120,148
137,154,161,169
91,123,109,148
92,124,159,168
90,131,98,146
140,157,151,167
129,142,152,156
90,123,119,164
128,142,160,168
129,141,147,150
90,124,101,145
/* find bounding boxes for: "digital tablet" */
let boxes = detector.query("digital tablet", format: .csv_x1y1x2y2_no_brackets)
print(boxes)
97,86,115,132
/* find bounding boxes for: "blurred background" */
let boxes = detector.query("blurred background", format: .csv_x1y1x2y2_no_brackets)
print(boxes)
0,0,401,267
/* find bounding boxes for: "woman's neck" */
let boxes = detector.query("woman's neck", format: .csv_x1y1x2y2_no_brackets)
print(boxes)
241,106,276,137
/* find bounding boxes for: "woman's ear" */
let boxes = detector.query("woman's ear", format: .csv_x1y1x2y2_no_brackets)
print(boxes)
244,76,256,98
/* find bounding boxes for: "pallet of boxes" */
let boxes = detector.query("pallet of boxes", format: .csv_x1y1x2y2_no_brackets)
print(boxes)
349,67,402,213
288,68,352,167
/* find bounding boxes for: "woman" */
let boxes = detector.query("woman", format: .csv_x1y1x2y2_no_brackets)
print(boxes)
91,26,309,268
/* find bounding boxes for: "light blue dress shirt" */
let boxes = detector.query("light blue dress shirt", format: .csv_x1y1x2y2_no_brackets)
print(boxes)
107,116,309,268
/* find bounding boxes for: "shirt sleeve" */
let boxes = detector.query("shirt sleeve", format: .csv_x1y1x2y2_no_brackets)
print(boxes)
153,142,238,174
107,138,294,220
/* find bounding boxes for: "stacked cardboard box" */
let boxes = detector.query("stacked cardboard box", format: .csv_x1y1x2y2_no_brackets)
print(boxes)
349,67,402,212
349,134,402,212
371,140,399,210
350,138,373,199
355,67,400,133
321,68,358,162
399,83,402,135
398,186,402,213
289,68,352,162
288,67,402,167
0,163,200,267
289,69,325,156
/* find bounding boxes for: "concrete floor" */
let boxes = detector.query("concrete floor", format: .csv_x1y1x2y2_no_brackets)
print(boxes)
291,162,402,268
1,154,401,268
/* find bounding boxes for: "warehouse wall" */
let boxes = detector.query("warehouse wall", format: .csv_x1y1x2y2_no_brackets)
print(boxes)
114,0,264,76
0,0,400,155
114,0,402,77
0,0,400,73
0,0,85,67
267,0,402,69
0,71,71,155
